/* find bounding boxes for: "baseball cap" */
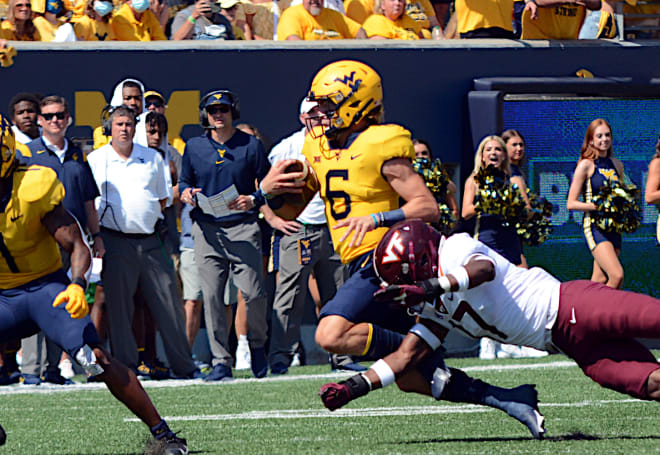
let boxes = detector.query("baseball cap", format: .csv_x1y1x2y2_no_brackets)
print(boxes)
219,0,239,8
203,92,233,109
299,98,317,115
144,90,165,103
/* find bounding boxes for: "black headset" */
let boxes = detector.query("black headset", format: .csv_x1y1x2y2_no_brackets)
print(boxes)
199,89,240,128
101,104,140,136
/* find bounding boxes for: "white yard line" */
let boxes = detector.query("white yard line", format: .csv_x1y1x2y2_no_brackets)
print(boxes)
124,398,646,423
0,359,579,396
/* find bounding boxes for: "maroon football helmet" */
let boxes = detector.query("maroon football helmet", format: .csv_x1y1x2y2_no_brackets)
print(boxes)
373,220,442,285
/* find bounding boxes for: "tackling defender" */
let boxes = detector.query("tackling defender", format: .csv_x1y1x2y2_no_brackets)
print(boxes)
323,219,660,434
0,115,186,454
260,60,545,438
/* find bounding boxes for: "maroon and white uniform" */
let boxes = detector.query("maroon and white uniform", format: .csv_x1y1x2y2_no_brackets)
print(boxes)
421,233,660,399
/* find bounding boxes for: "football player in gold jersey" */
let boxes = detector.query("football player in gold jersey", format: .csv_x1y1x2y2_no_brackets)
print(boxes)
0,115,187,454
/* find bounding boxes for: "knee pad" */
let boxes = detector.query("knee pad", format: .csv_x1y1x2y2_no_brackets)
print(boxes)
75,345,105,377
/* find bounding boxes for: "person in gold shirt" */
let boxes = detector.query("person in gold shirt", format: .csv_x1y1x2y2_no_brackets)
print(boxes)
455,0,515,38
111,0,166,41
277,0,365,39
0,115,188,453
521,0,600,39
362,0,424,39
259,60,438,371
0,0,41,40
73,0,116,40
32,0,77,41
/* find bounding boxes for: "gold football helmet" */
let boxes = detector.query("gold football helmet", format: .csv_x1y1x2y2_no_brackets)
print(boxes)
0,114,16,179
307,60,383,138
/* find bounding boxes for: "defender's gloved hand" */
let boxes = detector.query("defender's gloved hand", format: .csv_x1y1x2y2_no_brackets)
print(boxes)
319,374,371,411
53,284,89,319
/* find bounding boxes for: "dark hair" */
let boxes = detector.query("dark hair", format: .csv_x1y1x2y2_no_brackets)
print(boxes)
39,95,69,114
146,111,168,134
235,123,272,151
655,133,660,159
122,81,142,92
8,92,40,117
412,138,432,155
501,129,525,146
581,118,613,161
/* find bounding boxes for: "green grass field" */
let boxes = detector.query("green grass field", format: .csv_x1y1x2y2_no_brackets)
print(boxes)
2,355,660,454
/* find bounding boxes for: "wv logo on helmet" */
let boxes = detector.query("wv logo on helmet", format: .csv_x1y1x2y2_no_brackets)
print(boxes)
334,72,362,91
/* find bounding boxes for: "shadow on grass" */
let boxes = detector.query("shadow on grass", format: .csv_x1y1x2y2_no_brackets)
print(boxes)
401,432,660,444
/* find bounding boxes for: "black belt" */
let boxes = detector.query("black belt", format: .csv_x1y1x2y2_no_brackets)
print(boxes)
302,223,327,228
101,227,154,239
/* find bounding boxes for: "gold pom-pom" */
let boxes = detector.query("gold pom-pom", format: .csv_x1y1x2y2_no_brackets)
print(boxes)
474,165,527,227
413,157,452,202
591,180,641,234
516,190,553,246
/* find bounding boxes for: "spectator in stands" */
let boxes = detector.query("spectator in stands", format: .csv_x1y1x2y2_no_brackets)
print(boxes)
345,0,439,34
276,0,366,39
454,0,515,38
220,0,246,38
520,0,599,39
179,90,271,380
112,0,167,40
267,99,348,375
32,0,77,41
237,0,275,39
0,0,41,40
8,93,40,144
362,0,425,39
87,105,198,379
145,91,166,114
73,0,116,41
171,0,235,40
18,95,104,385
149,0,171,32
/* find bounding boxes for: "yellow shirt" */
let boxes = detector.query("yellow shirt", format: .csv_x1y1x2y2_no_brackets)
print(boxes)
170,136,186,156
111,3,166,41
277,4,361,40
303,124,415,263
521,4,585,39
64,0,86,20
93,126,110,150
344,0,374,24
33,15,69,41
455,0,513,34
0,165,64,289
0,20,42,40
362,13,422,39
405,0,434,28
73,15,116,40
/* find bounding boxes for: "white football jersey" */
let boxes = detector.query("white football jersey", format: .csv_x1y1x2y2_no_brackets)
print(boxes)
422,233,560,350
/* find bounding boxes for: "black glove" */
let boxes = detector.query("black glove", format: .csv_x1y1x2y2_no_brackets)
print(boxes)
373,279,443,307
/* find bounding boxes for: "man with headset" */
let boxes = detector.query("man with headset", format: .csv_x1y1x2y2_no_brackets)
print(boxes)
179,90,270,380
87,105,198,380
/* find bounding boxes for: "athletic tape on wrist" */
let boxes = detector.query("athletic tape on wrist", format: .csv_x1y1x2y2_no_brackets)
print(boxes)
449,266,469,291
409,323,442,350
371,359,396,388
361,373,372,391
438,276,451,293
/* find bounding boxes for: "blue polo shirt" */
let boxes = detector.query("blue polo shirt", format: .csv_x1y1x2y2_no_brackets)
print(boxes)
20,137,99,230
179,129,270,225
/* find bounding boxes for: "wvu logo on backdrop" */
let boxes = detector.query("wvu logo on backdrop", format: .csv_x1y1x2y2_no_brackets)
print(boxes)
334,72,362,91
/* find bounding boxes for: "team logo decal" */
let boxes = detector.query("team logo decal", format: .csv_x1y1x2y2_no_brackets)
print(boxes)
381,231,404,264
334,72,362,91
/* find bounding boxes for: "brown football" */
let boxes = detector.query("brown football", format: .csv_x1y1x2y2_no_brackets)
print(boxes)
274,159,320,220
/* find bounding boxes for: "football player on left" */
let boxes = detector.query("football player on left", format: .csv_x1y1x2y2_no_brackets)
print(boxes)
0,115,187,455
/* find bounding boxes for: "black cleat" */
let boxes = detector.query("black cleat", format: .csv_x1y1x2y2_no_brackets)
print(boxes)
499,384,546,440
0,422,6,446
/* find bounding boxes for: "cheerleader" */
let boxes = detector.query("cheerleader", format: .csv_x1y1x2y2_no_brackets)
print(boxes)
462,135,523,265
567,118,624,288
644,134,660,244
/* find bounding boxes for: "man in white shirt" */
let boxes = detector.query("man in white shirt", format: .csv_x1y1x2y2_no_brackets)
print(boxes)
88,105,198,379
267,99,348,375
321,220,660,437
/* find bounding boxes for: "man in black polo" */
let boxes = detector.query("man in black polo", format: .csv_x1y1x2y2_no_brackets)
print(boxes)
179,89,270,380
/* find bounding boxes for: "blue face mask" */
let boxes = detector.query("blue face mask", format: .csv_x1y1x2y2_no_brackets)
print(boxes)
131,0,149,13
93,0,113,16
46,0,63,14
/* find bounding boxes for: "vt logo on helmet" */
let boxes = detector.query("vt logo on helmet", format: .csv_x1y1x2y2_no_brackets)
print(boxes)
307,60,383,139
373,220,441,285
0,114,16,179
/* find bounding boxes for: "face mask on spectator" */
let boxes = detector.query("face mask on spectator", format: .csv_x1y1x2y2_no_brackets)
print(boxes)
93,0,113,16
131,0,149,13
46,0,63,14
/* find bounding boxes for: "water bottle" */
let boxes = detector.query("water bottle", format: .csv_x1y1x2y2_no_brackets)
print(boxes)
431,25,443,40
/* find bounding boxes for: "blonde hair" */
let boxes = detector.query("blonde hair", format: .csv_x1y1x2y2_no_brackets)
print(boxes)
7,0,37,40
472,135,510,176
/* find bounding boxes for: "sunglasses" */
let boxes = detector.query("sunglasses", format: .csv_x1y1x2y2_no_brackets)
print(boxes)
41,112,67,121
146,100,164,108
207,105,231,114
15,3,31,7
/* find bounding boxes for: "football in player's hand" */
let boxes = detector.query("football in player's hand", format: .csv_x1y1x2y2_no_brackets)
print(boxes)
280,160,320,208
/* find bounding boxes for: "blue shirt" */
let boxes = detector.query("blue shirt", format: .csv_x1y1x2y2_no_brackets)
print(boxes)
20,137,99,230
179,129,270,224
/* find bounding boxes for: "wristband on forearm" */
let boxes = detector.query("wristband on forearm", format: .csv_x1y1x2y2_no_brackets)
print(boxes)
250,189,265,208
71,277,87,290
373,208,405,228
339,374,372,400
